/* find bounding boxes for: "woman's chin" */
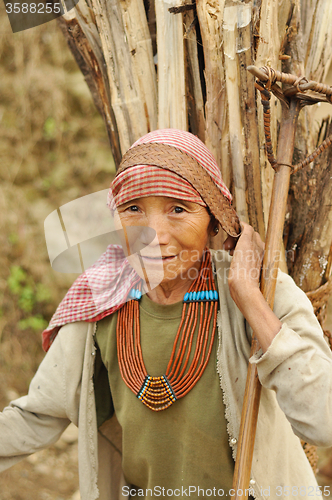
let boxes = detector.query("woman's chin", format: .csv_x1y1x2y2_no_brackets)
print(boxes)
127,254,165,287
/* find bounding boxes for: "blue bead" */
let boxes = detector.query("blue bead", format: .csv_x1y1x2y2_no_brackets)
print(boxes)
135,289,140,299
192,291,196,301
184,293,189,302
196,291,201,301
189,292,193,301
201,291,205,300
130,288,135,297
209,290,213,300
138,291,142,299
214,290,218,300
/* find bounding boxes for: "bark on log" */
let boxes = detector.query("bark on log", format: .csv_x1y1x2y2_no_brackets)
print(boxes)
304,0,332,83
287,119,332,294
237,2,264,237
89,0,157,154
57,3,122,166
184,8,205,142
196,0,230,187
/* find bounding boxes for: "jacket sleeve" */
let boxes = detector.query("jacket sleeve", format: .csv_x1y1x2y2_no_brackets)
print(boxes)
250,270,332,446
0,322,86,471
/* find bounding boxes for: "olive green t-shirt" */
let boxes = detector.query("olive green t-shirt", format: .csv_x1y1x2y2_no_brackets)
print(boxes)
95,293,234,497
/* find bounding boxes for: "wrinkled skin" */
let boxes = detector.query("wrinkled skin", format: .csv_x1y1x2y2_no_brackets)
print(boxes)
114,196,214,304
115,196,281,351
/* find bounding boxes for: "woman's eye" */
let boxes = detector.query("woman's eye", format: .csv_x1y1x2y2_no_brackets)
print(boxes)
127,205,139,212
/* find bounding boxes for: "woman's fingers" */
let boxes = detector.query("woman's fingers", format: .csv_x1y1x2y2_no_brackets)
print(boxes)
227,222,266,304
223,222,265,261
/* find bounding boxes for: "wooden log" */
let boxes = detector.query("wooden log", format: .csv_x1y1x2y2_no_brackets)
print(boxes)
183,8,205,142
89,0,156,153
254,0,281,229
196,0,230,188
300,0,316,48
223,0,250,223
119,0,158,132
304,1,332,82
237,8,265,237
155,0,187,130
288,120,332,293
306,272,332,325
57,2,122,166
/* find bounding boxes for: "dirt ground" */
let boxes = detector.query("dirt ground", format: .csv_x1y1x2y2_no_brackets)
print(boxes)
0,425,79,500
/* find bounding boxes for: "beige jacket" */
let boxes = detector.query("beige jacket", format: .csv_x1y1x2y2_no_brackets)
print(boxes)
1,250,332,499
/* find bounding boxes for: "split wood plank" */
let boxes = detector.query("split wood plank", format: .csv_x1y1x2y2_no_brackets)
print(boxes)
184,9,206,142
90,0,156,154
254,0,281,229
155,0,187,130
223,0,251,224
196,0,231,188
236,1,265,237
57,0,122,166
304,0,332,82
120,0,158,133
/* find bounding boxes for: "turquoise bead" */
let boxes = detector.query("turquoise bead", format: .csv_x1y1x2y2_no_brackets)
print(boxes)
184,293,189,302
196,291,201,300
214,291,218,300
189,292,193,301
192,291,196,301
209,290,213,300
201,291,205,300
135,289,141,299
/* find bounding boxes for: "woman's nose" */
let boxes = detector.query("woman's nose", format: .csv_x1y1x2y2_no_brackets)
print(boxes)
142,215,170,245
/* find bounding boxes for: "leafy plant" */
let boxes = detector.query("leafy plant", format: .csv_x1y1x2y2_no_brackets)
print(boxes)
7,265,51,329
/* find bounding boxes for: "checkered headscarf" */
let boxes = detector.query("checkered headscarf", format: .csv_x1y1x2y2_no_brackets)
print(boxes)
42,129,231,351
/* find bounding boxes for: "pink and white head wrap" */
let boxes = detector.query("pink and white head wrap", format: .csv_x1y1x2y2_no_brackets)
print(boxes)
109,128,232,210
42,129,236,351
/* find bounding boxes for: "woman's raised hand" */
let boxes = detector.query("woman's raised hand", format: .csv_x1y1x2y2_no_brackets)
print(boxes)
223,222,282,352
223,222,265,313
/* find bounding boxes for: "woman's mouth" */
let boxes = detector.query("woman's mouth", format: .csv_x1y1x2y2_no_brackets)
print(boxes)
141,255,177,261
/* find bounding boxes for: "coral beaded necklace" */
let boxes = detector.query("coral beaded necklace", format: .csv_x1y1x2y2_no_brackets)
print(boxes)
116,249,219,411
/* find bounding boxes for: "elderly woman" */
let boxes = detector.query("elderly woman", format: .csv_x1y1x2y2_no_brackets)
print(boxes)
1,129,332,500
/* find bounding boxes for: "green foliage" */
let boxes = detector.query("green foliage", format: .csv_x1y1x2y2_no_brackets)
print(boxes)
8,233,19,245
18,315,48,331
35,283,52,303
18,286,35,313
7,265,51,328
43,116,57,140
7,266,27,295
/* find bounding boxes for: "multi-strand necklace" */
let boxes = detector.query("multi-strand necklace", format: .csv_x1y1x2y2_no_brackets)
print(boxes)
116,249,219,411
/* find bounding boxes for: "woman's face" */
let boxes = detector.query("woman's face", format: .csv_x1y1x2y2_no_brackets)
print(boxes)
114,196,213,290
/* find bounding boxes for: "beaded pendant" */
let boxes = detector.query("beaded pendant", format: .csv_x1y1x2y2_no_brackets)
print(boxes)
116,249,218,411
